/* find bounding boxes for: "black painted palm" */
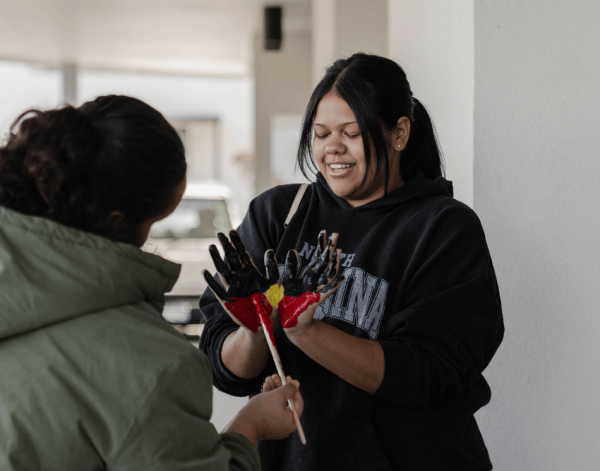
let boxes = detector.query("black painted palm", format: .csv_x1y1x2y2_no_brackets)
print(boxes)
203,231,280,332
279,231,345,330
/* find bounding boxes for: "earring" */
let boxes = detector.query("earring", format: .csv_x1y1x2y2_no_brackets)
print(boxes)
398,144,402,148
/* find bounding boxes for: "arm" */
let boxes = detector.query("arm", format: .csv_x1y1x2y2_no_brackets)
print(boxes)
202,231,280,380
199,186,301,394
276,231,384,393
221,327,270,379
199,282,270,395
108,351,261,471
108,351,303,471
283,206,504,404
286,320,385,393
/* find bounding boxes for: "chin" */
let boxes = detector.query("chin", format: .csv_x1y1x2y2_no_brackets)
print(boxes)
327,181,360,200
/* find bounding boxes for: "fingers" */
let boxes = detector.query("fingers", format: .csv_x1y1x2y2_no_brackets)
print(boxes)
286,375,304,417
262,375,274,392
217,232,242,272
209,244,233,286
277,379,304,418
317,272,346,295
313,233,335,273
278,380,301,400
229,230,252,267
327,248,342,283
203,270,228,301
307,231,326,269
262,374,282,393
329,249,340,279
282,250,299,281
317,249,338,286
264,250,280,285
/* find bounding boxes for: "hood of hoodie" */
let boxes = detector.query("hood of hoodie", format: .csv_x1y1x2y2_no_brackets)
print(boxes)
315,171,454,212
0,206,181,340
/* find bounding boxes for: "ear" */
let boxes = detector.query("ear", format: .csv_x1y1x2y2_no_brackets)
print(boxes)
393,116,411,149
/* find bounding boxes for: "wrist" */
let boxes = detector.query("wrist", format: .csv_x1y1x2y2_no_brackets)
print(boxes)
223,409,260,446
284,319,317,344
241,326,268,345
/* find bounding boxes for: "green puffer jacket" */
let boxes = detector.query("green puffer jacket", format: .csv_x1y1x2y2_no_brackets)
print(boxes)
0,206,259,471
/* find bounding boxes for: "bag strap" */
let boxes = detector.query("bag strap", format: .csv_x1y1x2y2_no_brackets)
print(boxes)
284,183,309,228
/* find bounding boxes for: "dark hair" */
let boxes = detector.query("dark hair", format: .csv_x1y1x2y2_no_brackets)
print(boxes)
0,95,186,245
297,53,444,190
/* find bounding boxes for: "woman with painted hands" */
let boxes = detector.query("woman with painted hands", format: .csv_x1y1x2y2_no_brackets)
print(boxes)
200,53,504,471
0,95,303,471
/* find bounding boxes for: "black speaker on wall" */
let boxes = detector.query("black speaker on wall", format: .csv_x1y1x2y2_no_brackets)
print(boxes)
264,6,283,50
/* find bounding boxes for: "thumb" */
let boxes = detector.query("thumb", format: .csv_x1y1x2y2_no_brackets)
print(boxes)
277,380,300,400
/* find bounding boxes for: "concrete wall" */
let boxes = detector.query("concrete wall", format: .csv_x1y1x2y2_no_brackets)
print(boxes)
334,0,387,60
312,0,387,86
254,31,313,194
388,0,474,207
474,1,600,469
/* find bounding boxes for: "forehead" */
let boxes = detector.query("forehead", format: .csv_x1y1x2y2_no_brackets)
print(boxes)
314,92,357,126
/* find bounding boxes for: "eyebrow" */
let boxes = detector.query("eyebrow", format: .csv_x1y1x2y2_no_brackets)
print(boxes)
313,121,357,128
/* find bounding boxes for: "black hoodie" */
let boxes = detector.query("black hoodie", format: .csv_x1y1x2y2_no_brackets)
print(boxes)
199,173,504,471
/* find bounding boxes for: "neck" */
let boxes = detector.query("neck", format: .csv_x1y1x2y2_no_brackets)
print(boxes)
344,175,405,208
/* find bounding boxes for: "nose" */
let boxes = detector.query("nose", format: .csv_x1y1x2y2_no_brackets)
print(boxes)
325,135,345,155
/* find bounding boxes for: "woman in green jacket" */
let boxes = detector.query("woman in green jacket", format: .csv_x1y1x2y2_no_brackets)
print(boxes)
0,95,302,471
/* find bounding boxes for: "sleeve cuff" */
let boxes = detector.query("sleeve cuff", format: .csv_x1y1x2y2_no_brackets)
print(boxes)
212,326,265,396
374,339,421,404
220,433,261,471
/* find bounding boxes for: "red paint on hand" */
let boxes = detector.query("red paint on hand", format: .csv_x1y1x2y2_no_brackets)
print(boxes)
224,297,261,332
225,293,277,344
251,293,275,345
278,292,321,328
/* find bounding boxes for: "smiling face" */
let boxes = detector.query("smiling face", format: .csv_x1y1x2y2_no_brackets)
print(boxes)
312,92,406,207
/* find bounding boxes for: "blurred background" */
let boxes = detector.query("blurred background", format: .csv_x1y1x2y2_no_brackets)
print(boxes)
1,1,599,469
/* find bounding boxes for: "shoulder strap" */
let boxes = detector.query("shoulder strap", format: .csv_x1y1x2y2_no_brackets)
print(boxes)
284,183,309,228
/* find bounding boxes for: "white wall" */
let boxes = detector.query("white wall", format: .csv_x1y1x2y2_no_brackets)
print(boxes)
334,0,387,61
474,1,600,469
0,61,61,138
388,0,474,207
254,31,313,194
312,0,387,86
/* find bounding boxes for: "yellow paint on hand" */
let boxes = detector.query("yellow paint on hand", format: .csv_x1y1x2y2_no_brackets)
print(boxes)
266,283,284,308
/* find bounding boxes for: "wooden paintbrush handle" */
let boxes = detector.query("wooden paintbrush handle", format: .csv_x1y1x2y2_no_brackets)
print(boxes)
262,327,307,445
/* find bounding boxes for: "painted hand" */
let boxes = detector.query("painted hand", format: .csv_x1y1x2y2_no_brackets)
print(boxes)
203,230,281,337
279,231,345,337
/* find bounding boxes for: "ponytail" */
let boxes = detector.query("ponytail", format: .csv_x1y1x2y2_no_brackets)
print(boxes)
401,98,444,182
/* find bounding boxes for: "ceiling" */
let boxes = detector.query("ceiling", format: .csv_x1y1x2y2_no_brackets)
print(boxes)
0,0,311,77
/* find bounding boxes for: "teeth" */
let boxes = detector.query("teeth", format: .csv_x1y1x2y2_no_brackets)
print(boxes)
330,164,354,169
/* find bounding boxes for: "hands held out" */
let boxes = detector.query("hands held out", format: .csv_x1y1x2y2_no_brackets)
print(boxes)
205,232,340,445
203,229,345,341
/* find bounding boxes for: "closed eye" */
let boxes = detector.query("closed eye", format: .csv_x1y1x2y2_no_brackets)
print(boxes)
314,133,329,139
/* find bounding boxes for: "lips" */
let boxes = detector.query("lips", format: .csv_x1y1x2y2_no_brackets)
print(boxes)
327,163,355,176
329,163,355,169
